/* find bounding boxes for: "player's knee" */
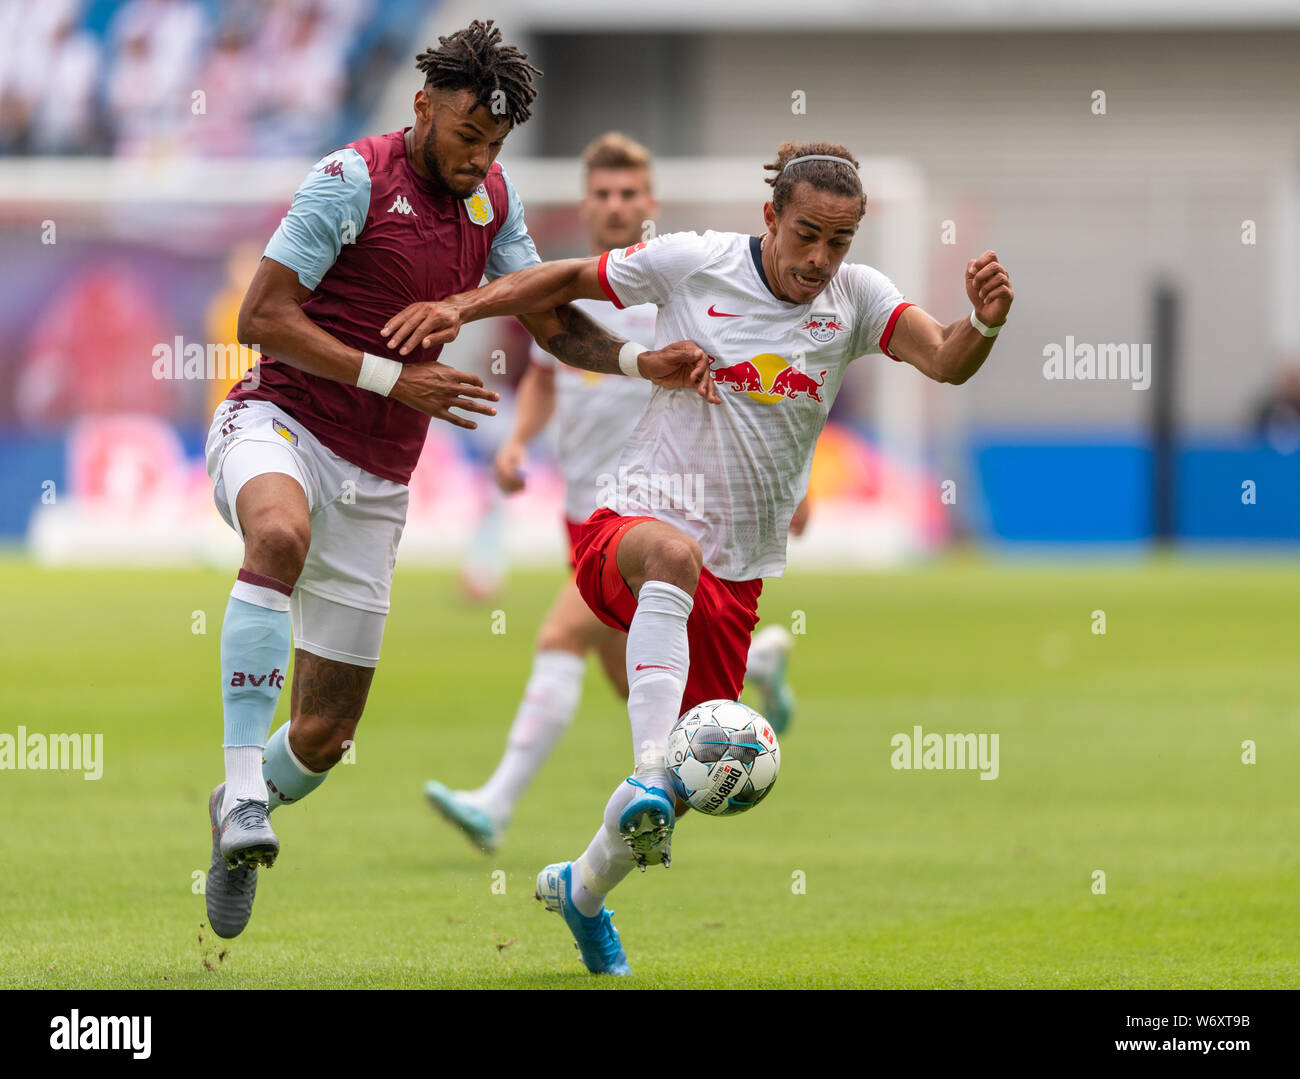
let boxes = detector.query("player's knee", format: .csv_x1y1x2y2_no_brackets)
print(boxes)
291,717,354,772
535,615,585,655
244,519,310,583
643,536,703,592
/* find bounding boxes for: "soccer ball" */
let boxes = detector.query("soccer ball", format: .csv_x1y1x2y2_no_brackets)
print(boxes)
666,700,781,816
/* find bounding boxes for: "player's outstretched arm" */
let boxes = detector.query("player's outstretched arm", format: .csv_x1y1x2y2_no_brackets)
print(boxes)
238,257,500,430
519,305,720,402
381,258,719,401
381,258,602,354
886,251,1013,385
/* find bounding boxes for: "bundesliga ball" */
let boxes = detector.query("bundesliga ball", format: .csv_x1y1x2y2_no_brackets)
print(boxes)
667,700,781,816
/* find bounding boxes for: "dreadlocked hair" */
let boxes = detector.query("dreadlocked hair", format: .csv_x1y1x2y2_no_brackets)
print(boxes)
762,141,866,218
415,20,542,128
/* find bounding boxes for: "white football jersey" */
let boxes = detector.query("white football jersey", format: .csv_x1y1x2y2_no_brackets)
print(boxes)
598,230,910,581
530,297,658,522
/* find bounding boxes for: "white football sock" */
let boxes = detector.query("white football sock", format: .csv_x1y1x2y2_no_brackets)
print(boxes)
223,745,267,816
624,580,693,774
571,778,647,917
476,650,586,825
569,581,692,918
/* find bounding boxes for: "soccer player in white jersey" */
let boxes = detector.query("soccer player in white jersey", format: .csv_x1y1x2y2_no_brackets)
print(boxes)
379,139,1014,974
423,133,801,854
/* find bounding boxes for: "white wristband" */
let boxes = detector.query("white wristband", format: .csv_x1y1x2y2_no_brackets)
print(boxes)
358,352,403,396
970,310,1003,338
619,341,648,378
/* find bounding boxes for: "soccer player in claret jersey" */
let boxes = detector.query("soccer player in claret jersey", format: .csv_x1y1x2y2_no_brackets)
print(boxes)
381,140,1014,974
201,21,711,941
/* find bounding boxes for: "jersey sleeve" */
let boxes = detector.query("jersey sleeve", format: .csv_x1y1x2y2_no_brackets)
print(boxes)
484,167,541,280
844,264,912,361
596,231,718,309
263,147,371,291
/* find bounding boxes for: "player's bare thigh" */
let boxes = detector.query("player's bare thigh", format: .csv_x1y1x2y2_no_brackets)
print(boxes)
536,577,629,697
234,472,311,585
614,519,703,598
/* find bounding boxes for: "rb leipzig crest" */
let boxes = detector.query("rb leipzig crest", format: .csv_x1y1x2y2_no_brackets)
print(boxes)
802,312,846,343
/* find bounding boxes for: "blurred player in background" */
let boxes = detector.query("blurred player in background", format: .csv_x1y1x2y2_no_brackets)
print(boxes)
424,133,802,855
384,139,1013,974
201,21,710,941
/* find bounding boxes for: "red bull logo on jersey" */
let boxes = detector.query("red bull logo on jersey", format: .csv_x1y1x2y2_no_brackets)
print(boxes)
802,312,846,344
710,353,828,404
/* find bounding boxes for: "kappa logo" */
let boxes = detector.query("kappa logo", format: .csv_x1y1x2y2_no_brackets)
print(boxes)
272,419,298,445
318,159,346,182
387,194,417,216
229,668,285,689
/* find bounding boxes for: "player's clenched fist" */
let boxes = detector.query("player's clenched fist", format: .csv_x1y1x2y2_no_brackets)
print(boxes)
638,340,720,404
965,251,1013,328
381,301,462,354
389,358,499,430
494,440,527,493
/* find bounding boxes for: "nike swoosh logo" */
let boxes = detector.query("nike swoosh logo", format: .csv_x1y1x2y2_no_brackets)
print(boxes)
635,663,678,671
707,305,740,318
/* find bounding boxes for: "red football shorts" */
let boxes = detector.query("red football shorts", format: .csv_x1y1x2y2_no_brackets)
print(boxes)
572,508,763,712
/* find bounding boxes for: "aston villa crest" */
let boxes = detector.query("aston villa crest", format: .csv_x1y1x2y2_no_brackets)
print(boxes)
464,184,493,226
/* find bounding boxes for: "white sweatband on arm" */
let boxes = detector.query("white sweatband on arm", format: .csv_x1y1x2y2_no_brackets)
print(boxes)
619,341,648,378
970,310,1003,338
358,352,403,396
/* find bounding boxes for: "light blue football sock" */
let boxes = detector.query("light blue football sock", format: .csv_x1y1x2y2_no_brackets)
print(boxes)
262,722,328,812
221,571,292,751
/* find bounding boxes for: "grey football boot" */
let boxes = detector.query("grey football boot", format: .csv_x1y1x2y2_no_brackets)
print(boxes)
206,783,279,939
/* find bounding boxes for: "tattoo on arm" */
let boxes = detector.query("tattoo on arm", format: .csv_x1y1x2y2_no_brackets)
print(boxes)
291,649,374,721
543,304,629,375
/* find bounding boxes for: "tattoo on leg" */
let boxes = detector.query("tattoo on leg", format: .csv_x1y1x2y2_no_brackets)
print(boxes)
291,649,374,721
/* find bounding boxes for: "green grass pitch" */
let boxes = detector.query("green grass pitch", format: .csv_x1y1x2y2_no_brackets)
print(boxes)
0,556,1296,989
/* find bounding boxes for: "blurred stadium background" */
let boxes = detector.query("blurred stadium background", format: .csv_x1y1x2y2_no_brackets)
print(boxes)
3,0,1299,570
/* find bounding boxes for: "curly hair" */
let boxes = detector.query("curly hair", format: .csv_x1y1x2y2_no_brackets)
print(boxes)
762,141,866,218
415,20,542,128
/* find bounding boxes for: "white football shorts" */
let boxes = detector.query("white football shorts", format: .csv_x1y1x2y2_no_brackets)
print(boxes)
205,398,408,667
